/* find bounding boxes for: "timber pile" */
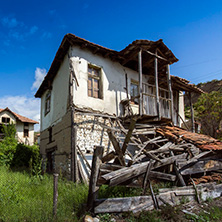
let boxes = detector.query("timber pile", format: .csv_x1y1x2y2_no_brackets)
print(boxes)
99,120,222,187
87,118,222,213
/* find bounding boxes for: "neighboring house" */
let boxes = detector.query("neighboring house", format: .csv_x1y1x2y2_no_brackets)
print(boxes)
0,107,38,145
35,33,202,176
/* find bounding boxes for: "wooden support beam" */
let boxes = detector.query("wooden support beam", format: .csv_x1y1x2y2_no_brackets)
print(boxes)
189,92,195,132
71,123,79,183
173,161,186,187
149,180,159,209
143,160,153,195
107,130,125,166
87,146,104,211
102,151,116,163
166,64,174,124
138,49,143,115
122,116,137,155
154,50,160,119
145,49,168,61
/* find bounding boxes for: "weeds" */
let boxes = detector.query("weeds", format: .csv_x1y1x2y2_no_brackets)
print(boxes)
0,166,88,221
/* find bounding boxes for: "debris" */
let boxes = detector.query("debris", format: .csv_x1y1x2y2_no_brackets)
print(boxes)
86,117,222,213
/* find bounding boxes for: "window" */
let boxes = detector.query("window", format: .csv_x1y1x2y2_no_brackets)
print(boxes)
24,122,29,137
24,129,29,137
2,117,10,124
130,80,139,104
88,65,102,99
45,91,51,115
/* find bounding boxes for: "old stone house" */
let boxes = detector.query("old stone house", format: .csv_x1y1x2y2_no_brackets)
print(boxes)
35,34,202,177
0,107,38,145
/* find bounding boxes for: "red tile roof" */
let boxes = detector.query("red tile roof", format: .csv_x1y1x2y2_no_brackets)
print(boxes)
0,107,38,124
35,33,203,97
156,126,222,150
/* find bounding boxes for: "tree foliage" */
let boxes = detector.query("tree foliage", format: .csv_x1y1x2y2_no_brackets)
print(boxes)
194,90,222,139
0,124,40,168
0,124,17,166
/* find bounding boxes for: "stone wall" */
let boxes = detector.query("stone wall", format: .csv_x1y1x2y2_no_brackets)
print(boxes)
39,110,115,178
74,113,113,154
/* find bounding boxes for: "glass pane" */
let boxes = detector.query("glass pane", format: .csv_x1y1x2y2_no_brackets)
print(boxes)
94,79,99,90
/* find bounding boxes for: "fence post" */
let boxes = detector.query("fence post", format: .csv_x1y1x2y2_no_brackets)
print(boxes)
53,173,59,218
87,146,104,211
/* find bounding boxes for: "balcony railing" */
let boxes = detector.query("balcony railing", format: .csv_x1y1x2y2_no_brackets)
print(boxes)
142,83,171,119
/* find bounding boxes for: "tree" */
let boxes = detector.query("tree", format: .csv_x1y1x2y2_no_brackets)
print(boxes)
194,90,222,139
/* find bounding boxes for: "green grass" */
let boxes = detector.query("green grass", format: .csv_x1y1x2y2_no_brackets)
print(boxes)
0,166,88,221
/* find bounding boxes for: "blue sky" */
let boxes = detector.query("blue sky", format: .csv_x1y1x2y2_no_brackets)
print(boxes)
0,0,222,130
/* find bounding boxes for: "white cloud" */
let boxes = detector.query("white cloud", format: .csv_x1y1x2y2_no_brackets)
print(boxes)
29,26,38,35
31,67,47,90
1,16,38,43
41,31,52,39
0,95,40,131
1,17,22,28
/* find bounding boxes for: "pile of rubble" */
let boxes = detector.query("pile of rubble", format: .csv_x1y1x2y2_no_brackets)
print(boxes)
85,118,222,213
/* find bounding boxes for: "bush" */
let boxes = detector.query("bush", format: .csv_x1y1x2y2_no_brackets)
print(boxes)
11,143,40,168
0,124,17,166
0,124,41,169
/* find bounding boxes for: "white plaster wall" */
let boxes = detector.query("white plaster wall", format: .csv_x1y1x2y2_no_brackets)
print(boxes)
16,121,35,145
28,124,35,145
16,121,23,141
0,111,16,124
70,46,143,116
41,55,70,131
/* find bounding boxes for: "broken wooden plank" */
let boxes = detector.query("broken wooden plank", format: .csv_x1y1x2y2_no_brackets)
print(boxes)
180,159,222,176
77,145,91,170
94,182,222,214
109,168,176,187
100,163,124,171
143,161,153,194
132,136,162,162
149,180,159,209
122,116,137,155
102,151,116,163
173,161,186,187
87,146,104,211
94,196,154,214
107,130,125,166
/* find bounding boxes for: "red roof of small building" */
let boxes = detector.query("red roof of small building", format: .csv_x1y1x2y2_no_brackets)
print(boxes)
0,107,38,124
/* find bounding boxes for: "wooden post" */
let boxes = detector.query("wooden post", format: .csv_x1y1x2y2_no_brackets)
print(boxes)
173,161,186,187
142,160,153,195
122,116,137,155
87,146,104,211
71,121,79,183
154,50,160,119
53,173,59,218
167,64,174,124
189,92,195,133
138,49,143,115
107,130,125,166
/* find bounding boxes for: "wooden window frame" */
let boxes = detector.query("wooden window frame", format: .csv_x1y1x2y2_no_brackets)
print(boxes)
130,79,139,104
2,117,10,124
88,64,102,99
24,129,29,137
45,91,51,116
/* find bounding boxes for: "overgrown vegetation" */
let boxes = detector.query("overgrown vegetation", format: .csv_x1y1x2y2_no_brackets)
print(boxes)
0,166,88,221
194,90,222,140
0,124,40,169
